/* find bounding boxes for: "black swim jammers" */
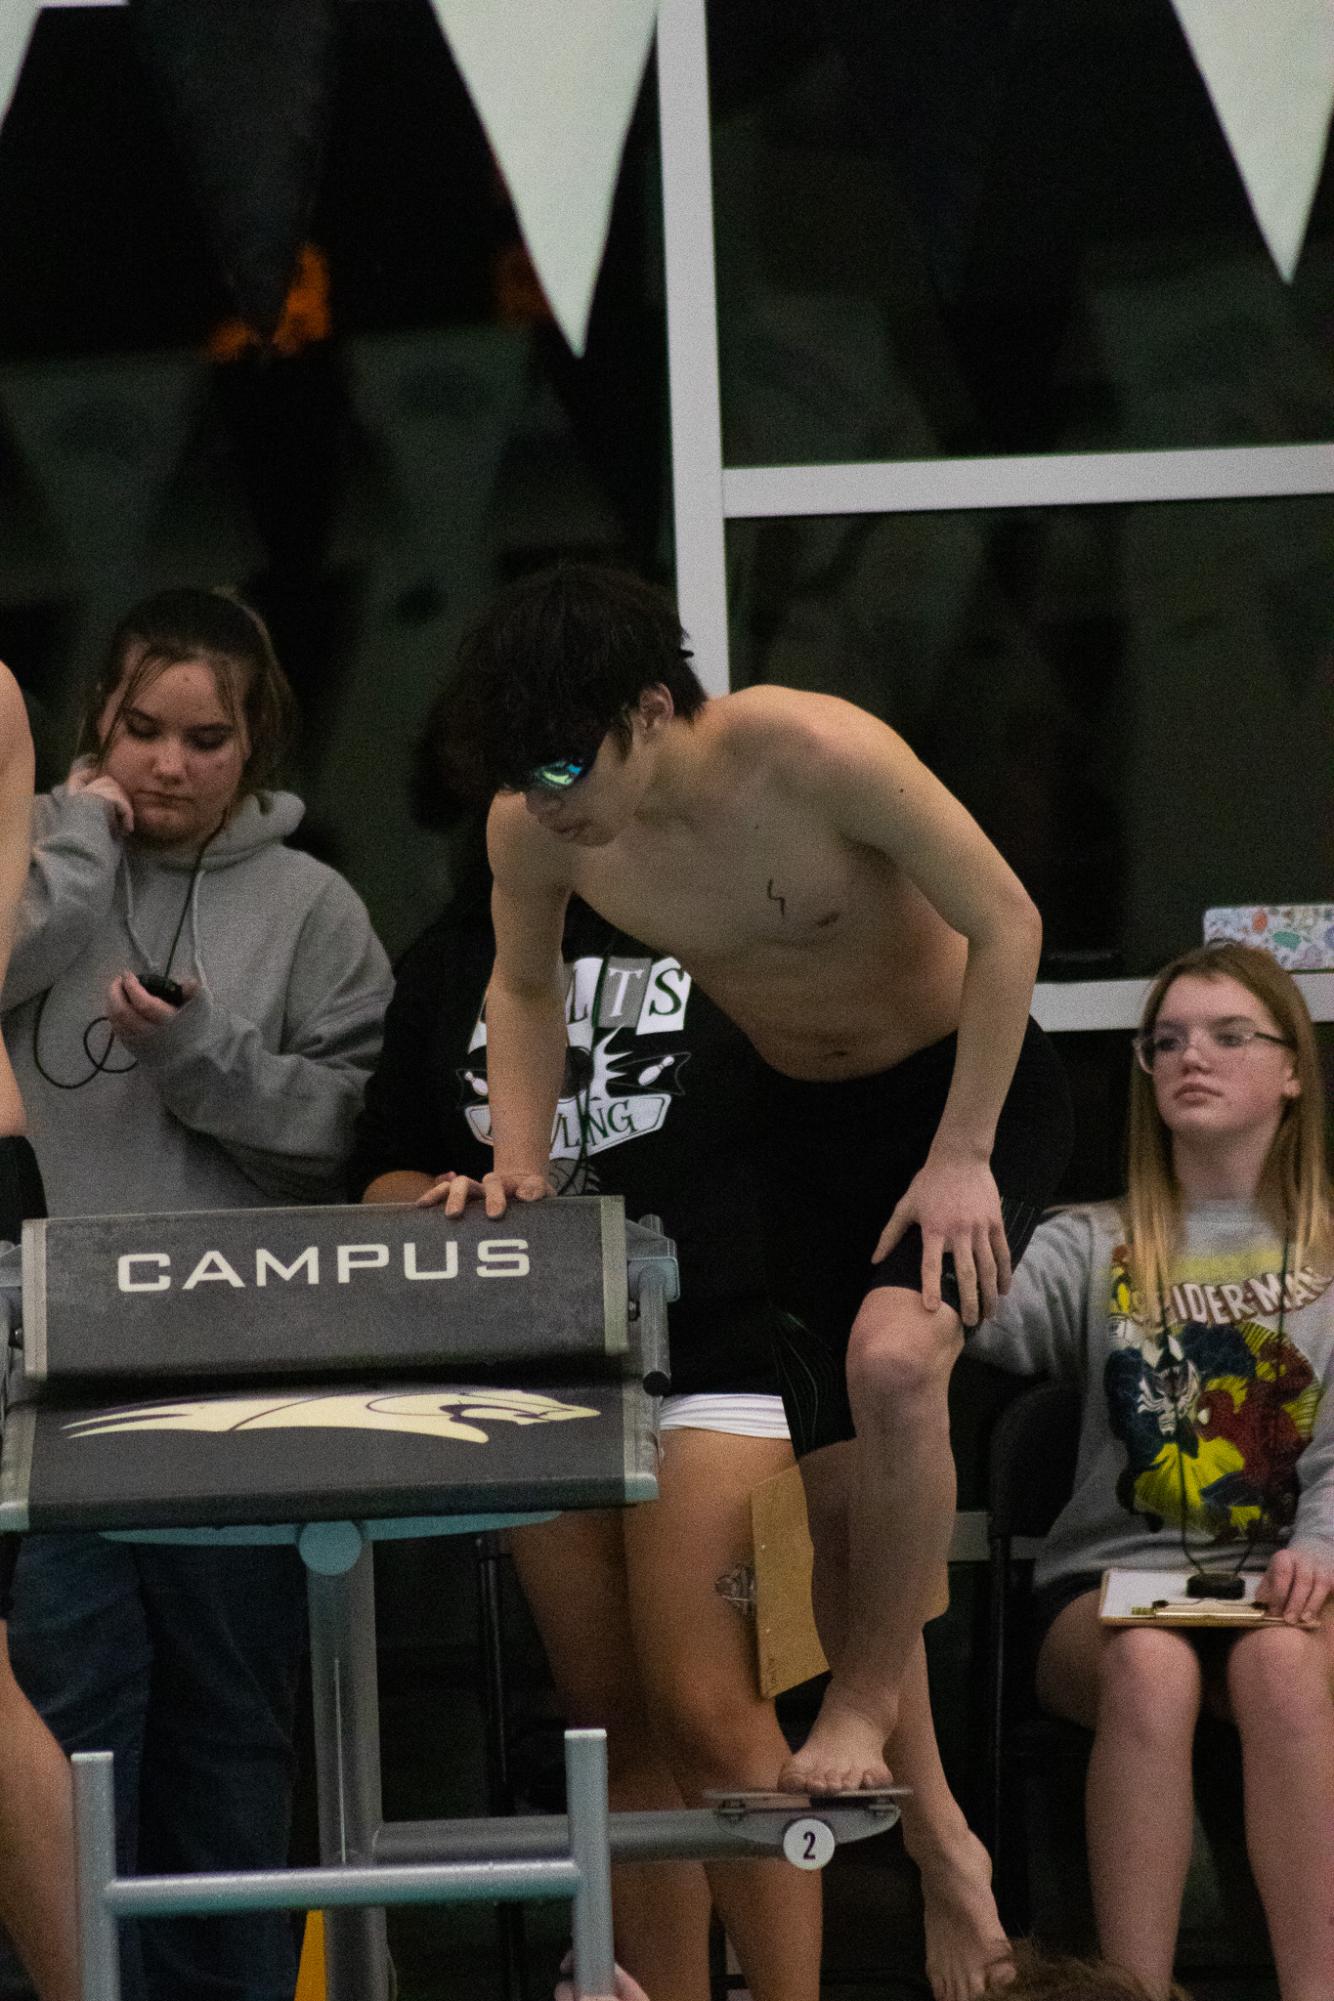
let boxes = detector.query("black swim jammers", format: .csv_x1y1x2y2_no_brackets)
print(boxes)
753,1019,1074,1458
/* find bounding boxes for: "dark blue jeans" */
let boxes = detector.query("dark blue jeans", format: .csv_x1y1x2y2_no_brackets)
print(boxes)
3,1534,305,2001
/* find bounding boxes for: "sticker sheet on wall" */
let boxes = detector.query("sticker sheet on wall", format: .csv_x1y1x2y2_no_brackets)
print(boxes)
1203,906,1334,970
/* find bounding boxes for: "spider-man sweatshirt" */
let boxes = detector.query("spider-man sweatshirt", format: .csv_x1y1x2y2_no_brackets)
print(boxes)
970,1200,1334,1587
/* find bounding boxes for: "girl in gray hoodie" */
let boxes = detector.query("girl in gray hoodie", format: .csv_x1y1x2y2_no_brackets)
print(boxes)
973,944,1334,2001
0,590,391,2001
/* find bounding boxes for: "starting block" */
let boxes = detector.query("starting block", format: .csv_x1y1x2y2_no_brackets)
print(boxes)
0,1196,900,2001
4,1200,670,1532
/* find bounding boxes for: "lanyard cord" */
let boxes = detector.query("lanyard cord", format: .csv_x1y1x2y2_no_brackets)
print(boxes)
31,819,221,1091
1164,1231,1291,1579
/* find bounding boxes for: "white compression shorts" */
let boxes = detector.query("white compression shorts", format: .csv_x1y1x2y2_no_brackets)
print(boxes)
657,1391,790,1439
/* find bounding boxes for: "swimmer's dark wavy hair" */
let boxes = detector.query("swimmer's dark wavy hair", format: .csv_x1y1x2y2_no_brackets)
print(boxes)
438,563,707,799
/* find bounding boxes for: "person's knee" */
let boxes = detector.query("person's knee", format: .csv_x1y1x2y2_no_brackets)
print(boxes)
1096,1630,1201,1741
846,1298,960,1422
558,1687,651,1762
1227,1626,1334,1739
646,1679,772,1790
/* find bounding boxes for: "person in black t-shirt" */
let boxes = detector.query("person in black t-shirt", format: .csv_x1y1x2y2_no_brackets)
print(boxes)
0,663,78,2001
353,878,823,2001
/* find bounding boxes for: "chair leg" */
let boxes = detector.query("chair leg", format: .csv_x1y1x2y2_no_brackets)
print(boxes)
984,1542,1008,1901
477,1533,528,2001
985,1540,1036,1938
707,1908,730,2001
995,1757,1033,1938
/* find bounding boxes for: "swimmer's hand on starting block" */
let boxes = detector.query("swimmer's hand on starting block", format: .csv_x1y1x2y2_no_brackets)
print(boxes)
418,1169,555,1219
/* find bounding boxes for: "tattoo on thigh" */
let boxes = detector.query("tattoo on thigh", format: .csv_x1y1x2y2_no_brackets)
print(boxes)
715,1561,756,1617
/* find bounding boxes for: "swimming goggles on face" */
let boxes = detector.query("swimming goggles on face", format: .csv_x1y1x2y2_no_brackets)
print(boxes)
524,754,592,791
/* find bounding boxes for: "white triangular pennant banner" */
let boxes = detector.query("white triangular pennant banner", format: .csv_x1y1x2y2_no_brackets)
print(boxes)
429,0,657,354
1172,0,1334,281
0,0,42,134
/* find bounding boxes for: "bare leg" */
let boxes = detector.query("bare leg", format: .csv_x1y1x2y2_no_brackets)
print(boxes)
624,1428,822,2001
1224,1617,1334,2001
1038,1593,1201,1997
891,1647,1010,2001
791,1445,1005,2001
0,665,33,1138
781,1289,961,1792
510,1511,712,2001
0,1623,78,2001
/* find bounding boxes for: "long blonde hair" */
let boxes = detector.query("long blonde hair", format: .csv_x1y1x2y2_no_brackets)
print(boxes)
1125,942,1332,1318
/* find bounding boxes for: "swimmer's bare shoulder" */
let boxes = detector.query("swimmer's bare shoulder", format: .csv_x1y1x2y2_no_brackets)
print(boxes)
487,788,575,884
706,684,997,887
705,683,917,787
486,791,573,985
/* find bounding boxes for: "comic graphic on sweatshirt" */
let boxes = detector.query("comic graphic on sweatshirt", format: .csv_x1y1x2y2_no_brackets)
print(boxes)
1104,1237,1329,1548
458,953,694,1192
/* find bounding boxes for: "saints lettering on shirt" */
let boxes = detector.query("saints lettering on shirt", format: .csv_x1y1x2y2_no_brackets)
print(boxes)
459,956,694,1185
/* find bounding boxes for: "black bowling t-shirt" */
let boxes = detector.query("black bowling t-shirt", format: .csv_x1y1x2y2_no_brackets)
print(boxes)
351,894,780,1399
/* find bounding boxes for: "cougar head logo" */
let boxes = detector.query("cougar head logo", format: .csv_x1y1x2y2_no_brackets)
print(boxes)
65,1387,600,1448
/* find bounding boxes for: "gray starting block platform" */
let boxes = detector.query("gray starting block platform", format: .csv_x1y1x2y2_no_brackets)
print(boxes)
1,1200,669,1534
0,1196,901,2001
21,1200,643,1383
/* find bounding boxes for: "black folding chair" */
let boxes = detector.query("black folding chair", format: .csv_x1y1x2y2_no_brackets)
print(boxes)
983,1380,1086,1932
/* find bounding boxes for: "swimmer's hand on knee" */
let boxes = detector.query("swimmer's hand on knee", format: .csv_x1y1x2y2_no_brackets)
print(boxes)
419,1169,554,1219
871,1153,1011,1325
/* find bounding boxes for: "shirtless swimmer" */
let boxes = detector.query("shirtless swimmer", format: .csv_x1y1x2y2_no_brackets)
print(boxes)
428,566,1073,2001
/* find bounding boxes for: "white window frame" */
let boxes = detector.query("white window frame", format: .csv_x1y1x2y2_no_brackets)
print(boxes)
656,0,1334,1033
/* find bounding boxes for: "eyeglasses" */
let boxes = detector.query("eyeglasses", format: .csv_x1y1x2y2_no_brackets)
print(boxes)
1135,1023,1294,1072
523,755,592,792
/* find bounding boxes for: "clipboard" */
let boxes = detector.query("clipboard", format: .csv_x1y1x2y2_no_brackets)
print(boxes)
1098,1566,1277,1628
750,1464,950,1699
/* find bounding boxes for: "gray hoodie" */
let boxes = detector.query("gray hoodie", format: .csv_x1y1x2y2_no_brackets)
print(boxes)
3,785,392,1216
970,1201,1334,1587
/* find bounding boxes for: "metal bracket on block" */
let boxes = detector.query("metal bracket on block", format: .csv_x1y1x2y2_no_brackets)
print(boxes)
705,1787,905,1840
625,1216,678,1397
625,1216,680,1306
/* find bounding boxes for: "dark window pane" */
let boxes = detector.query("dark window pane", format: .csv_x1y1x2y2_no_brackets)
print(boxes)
726,497,1334,974
712,2,1334,461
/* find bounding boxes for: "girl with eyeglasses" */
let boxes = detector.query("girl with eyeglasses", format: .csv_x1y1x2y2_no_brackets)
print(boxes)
971,941,1334,2001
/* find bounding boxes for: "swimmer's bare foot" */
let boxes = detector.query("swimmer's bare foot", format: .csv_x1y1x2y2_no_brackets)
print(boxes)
916,1827,1012,2001
777,1690,893,1793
